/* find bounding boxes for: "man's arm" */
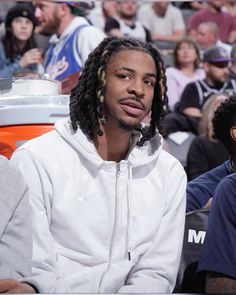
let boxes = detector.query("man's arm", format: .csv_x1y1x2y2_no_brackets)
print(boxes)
104,17,123,38
178,82,202,117
206,272,236,293
0,279,35,293
151,28,185,42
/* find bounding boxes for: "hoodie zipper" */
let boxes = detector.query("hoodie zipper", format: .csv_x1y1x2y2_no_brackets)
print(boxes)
98,163,121,293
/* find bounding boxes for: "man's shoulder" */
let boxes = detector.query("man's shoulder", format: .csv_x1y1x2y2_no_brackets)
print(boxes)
188,161,232,187
16,129,60,153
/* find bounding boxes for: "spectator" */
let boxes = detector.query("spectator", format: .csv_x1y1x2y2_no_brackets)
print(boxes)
87,1,119,31
104,0,151,43
137,2,185,43
196,21,232,56
166,37,205,111
0,156,32,293
178,46,236,119
188,0,236,44
0,3,43,78
198,172,236,293
9,37,186,294
164,46,236,136
186,93,229,181
34,1,105,81
186,96,236,212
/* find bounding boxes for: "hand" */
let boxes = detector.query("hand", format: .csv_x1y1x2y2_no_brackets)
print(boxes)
203,197,212,209
19,48,43,68
0,279,36,293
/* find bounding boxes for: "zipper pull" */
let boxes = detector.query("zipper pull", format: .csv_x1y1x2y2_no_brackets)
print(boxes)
128,249,131,261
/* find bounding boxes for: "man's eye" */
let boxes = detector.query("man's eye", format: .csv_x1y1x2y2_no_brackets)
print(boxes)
145,80,155,87
118,74,130,80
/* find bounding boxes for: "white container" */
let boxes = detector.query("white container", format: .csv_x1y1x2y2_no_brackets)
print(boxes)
0,77,59,97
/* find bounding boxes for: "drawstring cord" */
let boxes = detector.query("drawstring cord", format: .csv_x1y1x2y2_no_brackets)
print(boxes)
127,163,133,261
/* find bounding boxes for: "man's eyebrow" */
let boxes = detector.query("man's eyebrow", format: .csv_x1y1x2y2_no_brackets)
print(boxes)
114,67,156,78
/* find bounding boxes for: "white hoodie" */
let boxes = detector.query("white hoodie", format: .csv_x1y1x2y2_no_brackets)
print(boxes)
11,119,186,293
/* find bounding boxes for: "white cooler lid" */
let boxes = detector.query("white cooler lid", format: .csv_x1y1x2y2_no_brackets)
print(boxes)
0,95,69,126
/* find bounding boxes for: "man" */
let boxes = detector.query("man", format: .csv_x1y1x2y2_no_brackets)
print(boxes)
104,0,151,43
188,0,236,44
34,1,105,82
8,37,186,293
0,156,32,292
164,46,236,136
137,2,185,42
196,21,231,56
198,172,236,293
186,96,236,212
178,46,236,119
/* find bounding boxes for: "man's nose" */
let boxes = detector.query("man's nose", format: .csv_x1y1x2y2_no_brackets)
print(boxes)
35,7,41,19
127,79,144,97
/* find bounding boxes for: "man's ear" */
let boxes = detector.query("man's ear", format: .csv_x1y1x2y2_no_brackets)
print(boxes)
230,126,236,142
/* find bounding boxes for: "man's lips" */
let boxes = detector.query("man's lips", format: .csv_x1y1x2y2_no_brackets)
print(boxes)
119,98,145,116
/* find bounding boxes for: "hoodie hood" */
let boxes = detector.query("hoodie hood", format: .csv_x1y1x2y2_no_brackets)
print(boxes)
55,119,163,168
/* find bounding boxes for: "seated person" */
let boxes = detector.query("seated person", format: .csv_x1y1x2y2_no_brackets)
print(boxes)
164,46,236,136
0,156,32,293
0,3,43,78
137,2,185,43
104,0,151,43
186,95,236,212
186,93,229,180
198,173,236,293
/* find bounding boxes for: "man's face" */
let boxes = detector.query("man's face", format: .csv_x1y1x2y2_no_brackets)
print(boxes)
153,2,169,17
205,62,229,84
103,49,157,131
34,1,60,35
208,0,225,11
196,25,216,50
118,1,137,19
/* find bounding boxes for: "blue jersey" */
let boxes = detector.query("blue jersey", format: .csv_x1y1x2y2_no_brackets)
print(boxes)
44,24,88,81
186,160,233,212
198,173,236,279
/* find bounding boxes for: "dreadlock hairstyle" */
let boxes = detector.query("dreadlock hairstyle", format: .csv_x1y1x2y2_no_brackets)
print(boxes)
70,37,168,147
213,95,236,154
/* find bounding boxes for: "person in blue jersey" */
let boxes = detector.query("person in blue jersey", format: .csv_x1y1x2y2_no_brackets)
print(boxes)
198,173,236,292
9,37,186,293
34,1,105,81
186,95,236,212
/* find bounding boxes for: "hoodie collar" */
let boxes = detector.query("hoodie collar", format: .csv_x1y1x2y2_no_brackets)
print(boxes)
55,119,163,168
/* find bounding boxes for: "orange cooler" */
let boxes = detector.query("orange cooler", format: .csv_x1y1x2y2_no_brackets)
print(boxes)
0,96,69,159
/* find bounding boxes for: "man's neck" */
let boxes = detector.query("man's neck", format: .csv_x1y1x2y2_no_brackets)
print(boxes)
122,17,134,27
57,14,75,36
208,4,221,14
204,77,224,89
94,125,132,162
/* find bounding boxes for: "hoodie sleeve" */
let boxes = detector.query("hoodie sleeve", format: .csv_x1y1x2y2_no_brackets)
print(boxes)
118,160,187,293
10,150,72,293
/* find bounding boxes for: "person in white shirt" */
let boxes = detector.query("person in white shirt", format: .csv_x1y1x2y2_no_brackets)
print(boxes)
137,2,185,42
8,37,186,294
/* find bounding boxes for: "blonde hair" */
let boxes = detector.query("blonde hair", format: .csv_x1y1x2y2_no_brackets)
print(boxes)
199,93,229,141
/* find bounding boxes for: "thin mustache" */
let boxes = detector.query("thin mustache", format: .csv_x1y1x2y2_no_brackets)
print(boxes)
119,96,145,110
